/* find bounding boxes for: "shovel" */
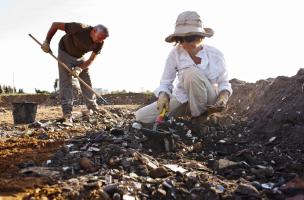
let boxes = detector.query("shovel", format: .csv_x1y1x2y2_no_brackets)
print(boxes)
139,108,176,152
28,34,109,105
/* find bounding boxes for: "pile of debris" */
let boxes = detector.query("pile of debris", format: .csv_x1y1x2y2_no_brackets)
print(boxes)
0,69,304,199
10,108,302,199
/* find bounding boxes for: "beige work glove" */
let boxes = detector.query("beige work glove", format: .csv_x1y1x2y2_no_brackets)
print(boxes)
157,92,169,114
41,40,51,53
205,91,230,115
71,66,83,77
215,90,230,107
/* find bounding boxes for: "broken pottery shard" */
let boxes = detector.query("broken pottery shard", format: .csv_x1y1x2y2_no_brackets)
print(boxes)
235,183,260,197
261,182,274,189
251,165,274,178
20,167,60,178
218,159,238,169
132,122,142,130
281,177,304,191
84,180,102,189
149,166,168,178
103,183,120,194
105,174,112,184
192,141,203,152
183,161,212,172
215,184,226,193
164,164,187,174
87,146,100,152
123,194,136,200
134,152,159,169
79,157,94,171
62,122,73,127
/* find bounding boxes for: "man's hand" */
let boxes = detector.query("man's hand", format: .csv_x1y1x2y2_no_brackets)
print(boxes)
215,90,230,107
71,66,83,77
41,40,51,53
157,92,169,114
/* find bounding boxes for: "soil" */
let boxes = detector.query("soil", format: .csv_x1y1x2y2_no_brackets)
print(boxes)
0,69,303,199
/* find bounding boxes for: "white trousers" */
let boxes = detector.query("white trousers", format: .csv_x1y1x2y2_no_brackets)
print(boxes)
136,67,217,123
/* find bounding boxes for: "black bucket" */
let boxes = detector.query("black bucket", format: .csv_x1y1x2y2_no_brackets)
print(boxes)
12,102,38,124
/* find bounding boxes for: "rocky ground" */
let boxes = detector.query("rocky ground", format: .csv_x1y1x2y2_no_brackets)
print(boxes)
0,69,304,200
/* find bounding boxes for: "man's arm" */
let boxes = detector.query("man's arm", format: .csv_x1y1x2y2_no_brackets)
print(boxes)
45,22,65,43
41,22,65,53
79,52,98,69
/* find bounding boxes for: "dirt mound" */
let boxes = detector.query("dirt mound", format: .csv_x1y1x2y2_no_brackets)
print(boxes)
0,92,155,108
0,94,53,107
102,92,156,105
229,68,304,134
226,69,304,156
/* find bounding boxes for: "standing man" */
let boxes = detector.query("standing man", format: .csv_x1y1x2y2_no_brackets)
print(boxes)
41,22,109,122
135,11,232,130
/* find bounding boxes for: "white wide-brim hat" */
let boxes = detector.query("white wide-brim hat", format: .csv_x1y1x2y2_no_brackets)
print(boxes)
165,11,214,43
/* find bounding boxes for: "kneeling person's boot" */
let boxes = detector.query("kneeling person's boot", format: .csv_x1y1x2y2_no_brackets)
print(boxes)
62,113,73,123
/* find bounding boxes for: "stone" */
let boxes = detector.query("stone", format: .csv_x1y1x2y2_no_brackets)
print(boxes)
79,157,94,171
235,183,260,197
149,166,168,178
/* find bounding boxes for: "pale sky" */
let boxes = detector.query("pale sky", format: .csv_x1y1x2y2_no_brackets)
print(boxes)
0,0,303,93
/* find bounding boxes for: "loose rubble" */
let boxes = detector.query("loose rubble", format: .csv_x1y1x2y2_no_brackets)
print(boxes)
0,69,304,199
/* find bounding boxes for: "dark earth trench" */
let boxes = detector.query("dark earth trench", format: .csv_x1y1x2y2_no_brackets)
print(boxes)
0,69,304,200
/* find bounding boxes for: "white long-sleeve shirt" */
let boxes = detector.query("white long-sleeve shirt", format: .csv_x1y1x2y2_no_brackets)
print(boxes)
154,44,232,103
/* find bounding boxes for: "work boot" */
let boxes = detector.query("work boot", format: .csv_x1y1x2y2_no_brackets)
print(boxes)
90,106,108,115
62,113,73,124
81,109,94,116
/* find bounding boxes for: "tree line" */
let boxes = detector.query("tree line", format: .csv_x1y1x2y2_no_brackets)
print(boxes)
0,85,24,94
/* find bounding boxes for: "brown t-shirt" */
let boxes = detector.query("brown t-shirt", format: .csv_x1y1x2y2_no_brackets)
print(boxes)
59,22,103,58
